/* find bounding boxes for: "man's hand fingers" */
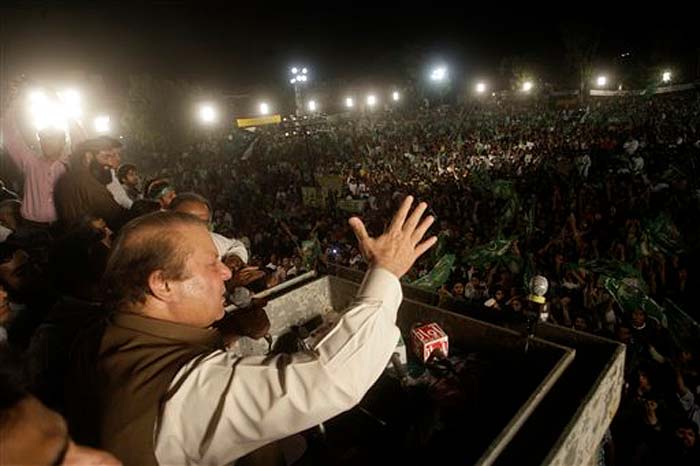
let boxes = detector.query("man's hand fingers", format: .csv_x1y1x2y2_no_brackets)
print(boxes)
388,195,413,233
411,215,434,244
349,217,370,244
239,266,260,273
403,202,427,234
414,236,438,259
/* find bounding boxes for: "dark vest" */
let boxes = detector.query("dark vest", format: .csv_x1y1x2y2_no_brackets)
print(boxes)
98,313,223,466
92,312,285,466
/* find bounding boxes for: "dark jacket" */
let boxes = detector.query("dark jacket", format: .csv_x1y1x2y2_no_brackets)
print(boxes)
54,167,126,231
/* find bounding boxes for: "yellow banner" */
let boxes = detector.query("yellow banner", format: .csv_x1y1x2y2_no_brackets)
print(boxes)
236,114,282,128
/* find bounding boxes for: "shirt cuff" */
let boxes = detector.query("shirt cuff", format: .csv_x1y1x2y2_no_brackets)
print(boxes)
357,267,403,311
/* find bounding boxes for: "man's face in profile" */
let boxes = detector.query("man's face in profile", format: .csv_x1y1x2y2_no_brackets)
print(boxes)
166,224,232,326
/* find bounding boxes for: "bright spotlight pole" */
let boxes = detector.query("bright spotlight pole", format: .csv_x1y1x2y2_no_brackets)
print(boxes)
429,65,450,105
289,65,309,116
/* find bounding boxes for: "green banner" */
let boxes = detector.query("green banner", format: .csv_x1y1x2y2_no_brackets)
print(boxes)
462,238,520,272
410,254,456,291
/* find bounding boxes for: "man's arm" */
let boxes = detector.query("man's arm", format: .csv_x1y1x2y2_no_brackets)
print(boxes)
156,267,402,463
85,182,127,231
156,196,436,464
67,119,88,151
106,173,134,209
2,99,34,174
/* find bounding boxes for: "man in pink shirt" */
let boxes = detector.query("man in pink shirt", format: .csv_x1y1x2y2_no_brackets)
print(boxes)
2,92,83,225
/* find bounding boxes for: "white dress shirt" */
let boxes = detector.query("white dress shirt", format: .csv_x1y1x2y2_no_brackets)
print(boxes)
106,170,133,209
155,267,402,465
211,232,249,264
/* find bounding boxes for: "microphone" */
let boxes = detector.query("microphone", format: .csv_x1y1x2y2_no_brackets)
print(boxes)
410,322,449,363
524,275,549,353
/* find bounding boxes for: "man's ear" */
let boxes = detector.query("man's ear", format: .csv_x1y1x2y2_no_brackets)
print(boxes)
148,270,174,302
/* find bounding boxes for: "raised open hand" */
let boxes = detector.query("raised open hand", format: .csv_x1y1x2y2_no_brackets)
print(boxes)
348,195,437,279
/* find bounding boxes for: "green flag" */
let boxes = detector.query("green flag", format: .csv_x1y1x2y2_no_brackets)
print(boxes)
410,254,456,291
462,238,521,273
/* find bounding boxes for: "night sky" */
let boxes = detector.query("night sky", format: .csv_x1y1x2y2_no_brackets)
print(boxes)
1,2,698,92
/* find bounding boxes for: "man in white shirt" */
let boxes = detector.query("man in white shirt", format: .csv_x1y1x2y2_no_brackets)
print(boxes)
95,137,134,209
83,196,435,465
169,192,248,264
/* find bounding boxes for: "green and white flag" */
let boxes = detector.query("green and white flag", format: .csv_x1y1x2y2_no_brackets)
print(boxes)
411,254,456,291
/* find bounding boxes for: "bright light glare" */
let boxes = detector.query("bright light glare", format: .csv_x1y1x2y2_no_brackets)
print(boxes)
199,104,217,124
94,115,111,134
291,67,298,74
302,68,308,74
28,90,67,131
290,78,297,84
345,97,354,108
476,82,487,93
259,102,270,115
430,67,447,82
58,89,82,118
308,100,317,111
596,76,607,87
392,91,400,101
29,90,48,105
366,95,377,106
662,71,672,83
522,81,533,92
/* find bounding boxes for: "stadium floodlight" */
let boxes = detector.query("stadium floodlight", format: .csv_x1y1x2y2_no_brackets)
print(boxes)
430,66,447,82
290,66,309,83
28,90,67,131
522,81,534,92
259,102,270,115
662,71,672,83
596,75,608,87
476,82,487,94
392,91,400,101
58,89,82,118
198,104,217,125
290,78,297,84
94,115,111,134
308,100,317,112
366,95,377,106
345,97,354,108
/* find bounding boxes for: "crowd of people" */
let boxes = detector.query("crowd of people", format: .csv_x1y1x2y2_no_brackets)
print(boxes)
1,83,700,464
